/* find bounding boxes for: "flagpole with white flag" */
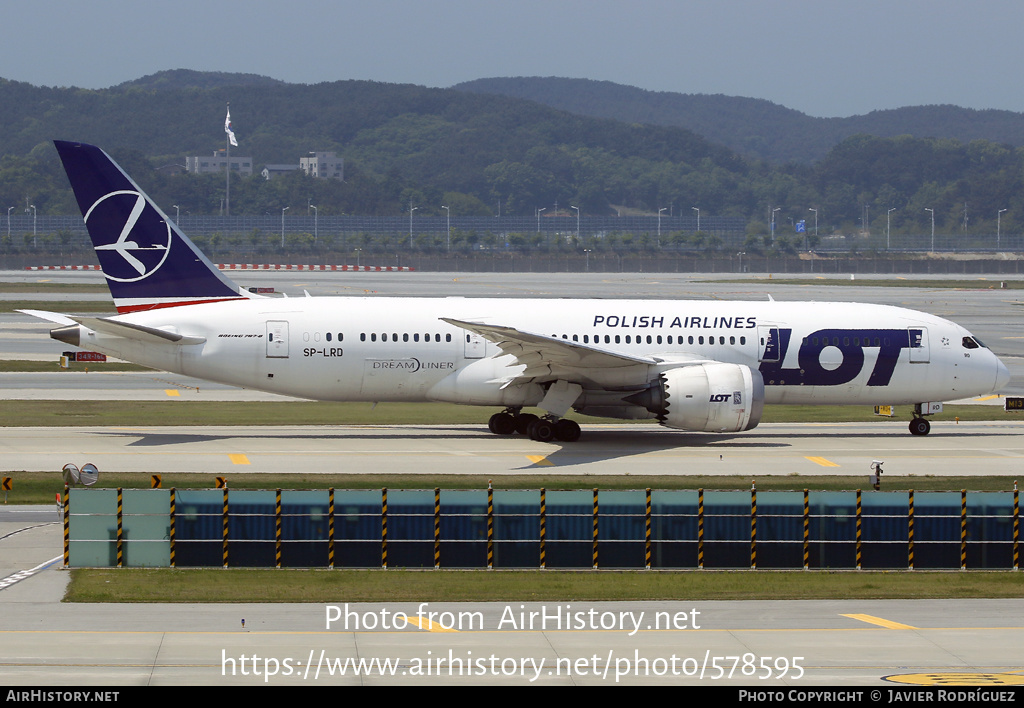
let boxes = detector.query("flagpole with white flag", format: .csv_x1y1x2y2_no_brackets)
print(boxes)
225,103,238,215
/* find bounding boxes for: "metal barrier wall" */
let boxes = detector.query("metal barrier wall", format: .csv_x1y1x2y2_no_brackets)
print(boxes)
63,486,1021,570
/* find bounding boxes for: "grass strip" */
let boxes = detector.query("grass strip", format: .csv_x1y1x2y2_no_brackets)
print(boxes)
6,472,1017,506
0,283,109,293
705,278,1024,289
0,399,1012,427
0,361,151,372
3,300,113,314
64,567,1024,603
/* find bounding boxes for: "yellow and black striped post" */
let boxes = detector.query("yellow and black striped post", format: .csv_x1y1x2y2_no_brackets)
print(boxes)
539,488,547,570
275,489,283,569
1012,482,1018,571
960,489,968,571
644,488,652,570
802,489,810,570
381,487,388,569
856,489,863,570
169,488,176,568
222,487,230,568
750,480,757,570
434,487,441,569
62,487,69,568
697,488,704,570
486,482,494,570
328,488,335,570
592,488,599,569
116,487,123,568
908,489,915,570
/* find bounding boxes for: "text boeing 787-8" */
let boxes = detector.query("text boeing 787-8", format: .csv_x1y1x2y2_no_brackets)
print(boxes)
20,141,1010,442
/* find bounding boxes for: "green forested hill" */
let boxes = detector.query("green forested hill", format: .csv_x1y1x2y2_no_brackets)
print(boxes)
0,72,750,219
454,77,1024,165
2,71,1024,238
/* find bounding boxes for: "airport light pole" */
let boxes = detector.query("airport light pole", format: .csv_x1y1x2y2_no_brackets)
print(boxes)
887,207,896,250
28,204,36,248
536,207,546,233
281,206,289,247
807,208,818,251
692,206,700,232
441,205,450,253
658,207,666,240
409,203,418,248
310,204,318,244
571,205,580,247
998,208,1007,250
6,206,12,244
771,207,780,243
925,208,934,251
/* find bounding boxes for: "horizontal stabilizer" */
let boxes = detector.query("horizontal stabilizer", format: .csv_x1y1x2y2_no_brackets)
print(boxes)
72,316,206,345
16,309,77,327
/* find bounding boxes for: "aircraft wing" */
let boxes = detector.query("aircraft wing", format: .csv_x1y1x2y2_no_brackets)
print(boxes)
442,316,663,387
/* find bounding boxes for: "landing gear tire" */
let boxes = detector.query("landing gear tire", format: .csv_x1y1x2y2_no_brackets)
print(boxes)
527,418,556,442
515,413,539,435
909,417,931,436
554,419,581,442
488,412,516,435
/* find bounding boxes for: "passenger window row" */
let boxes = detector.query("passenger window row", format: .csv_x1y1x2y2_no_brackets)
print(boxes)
554,333,747,346
359,332,453,343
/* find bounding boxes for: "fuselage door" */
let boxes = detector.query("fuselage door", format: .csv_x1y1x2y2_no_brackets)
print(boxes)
909,327,929,363
266,320,289,358
758,326,781,362
464,331,486,359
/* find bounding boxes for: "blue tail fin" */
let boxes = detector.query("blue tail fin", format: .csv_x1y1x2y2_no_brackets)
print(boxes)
54,140,250,313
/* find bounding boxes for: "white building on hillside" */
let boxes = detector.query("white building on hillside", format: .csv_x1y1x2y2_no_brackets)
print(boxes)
300,152,344,180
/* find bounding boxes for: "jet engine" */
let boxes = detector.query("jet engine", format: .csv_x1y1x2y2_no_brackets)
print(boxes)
627,363,765,432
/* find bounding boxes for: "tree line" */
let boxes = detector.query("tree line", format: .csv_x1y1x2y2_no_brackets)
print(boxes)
1,73,1023,240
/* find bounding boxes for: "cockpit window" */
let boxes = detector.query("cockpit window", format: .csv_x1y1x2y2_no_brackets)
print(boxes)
962,336,981,350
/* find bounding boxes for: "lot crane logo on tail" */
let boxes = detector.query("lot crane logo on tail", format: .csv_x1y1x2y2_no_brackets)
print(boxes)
85,189,171,282
54,140,249,312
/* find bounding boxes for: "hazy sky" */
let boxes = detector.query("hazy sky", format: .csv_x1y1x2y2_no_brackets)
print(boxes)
4,0,1021,118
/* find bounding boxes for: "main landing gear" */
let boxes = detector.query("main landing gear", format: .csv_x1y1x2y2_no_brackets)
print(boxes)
487,409,581,442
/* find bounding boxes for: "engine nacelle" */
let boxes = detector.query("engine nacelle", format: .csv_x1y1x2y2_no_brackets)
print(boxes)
631,363,764,432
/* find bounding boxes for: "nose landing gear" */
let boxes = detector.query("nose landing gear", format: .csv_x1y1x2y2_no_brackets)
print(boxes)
908,402,941,435
908,417,931,436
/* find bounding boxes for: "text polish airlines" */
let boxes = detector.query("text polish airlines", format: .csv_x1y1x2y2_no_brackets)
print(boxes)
21,141,1010,441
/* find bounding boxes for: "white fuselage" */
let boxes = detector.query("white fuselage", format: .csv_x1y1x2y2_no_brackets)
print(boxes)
71,296,1008,413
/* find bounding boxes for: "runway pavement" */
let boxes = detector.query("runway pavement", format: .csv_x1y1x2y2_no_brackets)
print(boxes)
1,420,1023,477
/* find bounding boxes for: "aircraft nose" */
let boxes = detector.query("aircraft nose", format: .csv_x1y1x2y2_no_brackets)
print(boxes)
994,356,1011,392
